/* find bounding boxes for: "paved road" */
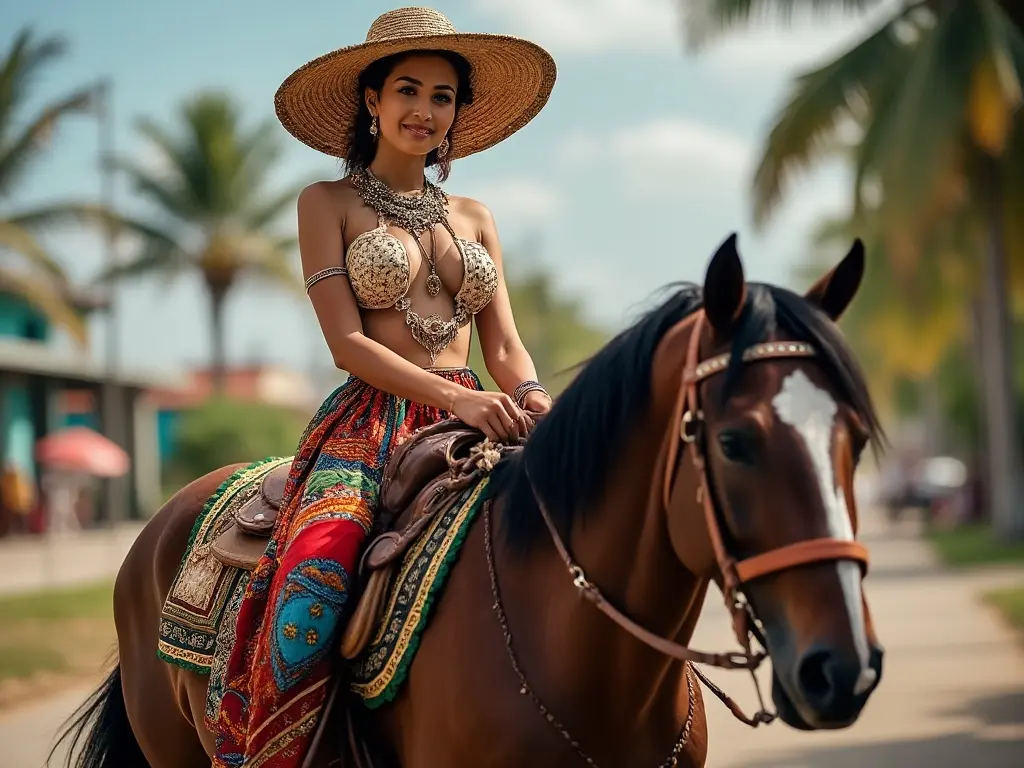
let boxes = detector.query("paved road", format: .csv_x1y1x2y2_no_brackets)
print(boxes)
2,509,1021,767
0,684,96,768
0,523,145,597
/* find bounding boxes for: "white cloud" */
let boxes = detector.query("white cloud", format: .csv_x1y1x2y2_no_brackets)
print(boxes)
559,118,752,200
612,119,750,174
693,8,895,77
471,0,679,53
456,177,566,227
473,0,897,76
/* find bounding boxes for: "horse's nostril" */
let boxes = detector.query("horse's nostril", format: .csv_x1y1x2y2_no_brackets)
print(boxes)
797,648,834,707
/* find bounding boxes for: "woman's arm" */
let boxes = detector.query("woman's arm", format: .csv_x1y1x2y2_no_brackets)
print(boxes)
298,181,467,411
469,199,552,412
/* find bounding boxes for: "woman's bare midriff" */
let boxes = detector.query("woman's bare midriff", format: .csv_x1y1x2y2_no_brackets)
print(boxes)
359,306,473,369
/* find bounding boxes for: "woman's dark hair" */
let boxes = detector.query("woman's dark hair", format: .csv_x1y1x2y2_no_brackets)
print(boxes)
344,50,474,183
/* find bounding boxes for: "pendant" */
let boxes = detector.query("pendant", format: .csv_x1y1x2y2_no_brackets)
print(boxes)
426,272,442,297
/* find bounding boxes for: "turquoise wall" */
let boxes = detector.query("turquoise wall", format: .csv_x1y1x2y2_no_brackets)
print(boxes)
3,384,35,477
157,409,179,462
0,293,49,480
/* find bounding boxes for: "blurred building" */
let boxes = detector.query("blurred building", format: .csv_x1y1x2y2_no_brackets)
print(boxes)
141,363,322,462
0,290,178,533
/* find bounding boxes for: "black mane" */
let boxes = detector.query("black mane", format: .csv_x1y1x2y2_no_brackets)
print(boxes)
488,282,885,555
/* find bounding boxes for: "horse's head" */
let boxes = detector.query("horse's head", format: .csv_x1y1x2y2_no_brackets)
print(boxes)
662,233,884,731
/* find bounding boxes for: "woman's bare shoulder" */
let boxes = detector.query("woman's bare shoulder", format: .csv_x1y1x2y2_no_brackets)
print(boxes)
298,177,362,219
447,194,493,222
447,195,496,241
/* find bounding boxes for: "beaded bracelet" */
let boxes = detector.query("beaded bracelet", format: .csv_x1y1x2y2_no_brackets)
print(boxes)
304,266,348,293
513,380,548,408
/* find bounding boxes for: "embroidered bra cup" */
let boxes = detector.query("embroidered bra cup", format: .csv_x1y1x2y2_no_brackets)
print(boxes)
344,223,498,314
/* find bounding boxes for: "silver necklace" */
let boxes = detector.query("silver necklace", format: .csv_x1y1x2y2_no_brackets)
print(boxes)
352,169,448,237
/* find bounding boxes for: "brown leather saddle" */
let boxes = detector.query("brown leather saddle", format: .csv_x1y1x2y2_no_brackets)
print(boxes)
210,463,289,569
210,417,505,658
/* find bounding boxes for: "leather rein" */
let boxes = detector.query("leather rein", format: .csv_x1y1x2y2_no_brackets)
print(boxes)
525,311,870,727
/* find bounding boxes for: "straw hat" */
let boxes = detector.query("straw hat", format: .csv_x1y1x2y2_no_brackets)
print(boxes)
274,7,556,161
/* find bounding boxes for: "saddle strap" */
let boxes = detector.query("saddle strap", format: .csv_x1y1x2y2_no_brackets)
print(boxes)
298,675,380,768
570,567,760,669
301,675,342,768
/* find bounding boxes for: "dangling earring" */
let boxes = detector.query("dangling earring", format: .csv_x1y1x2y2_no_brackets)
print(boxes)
369,115,379,138
438,134,450,157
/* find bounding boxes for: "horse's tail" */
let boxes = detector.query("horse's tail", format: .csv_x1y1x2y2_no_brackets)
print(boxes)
47,663,148,767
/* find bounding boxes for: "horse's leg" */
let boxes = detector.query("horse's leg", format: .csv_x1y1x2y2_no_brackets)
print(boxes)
113,470,237,766
171,668,220,756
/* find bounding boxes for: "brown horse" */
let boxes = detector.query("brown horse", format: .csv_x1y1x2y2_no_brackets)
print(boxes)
53,233,885,767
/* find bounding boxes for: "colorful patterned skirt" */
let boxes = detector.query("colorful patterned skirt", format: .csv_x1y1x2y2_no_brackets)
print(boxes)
212,367,482,767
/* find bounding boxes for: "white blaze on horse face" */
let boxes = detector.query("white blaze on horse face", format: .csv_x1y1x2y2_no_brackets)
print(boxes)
771,370,876,696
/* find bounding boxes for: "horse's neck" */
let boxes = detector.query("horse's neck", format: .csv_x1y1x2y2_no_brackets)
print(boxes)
496,425,706,734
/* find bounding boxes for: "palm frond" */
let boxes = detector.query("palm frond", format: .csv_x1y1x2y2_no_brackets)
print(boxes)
233,118,284,209
750,12,909,226
244,179,313,230
681,0,887,51
111,154,195,223
967,0,1024,155
0,28,69,139
180,93,247,216
0,85,98,198
0,220,71,282
865,3,981,231
7,199,112,232
93,241,190,284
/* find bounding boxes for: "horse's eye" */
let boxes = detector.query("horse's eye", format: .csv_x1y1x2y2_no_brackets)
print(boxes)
718,429,756,465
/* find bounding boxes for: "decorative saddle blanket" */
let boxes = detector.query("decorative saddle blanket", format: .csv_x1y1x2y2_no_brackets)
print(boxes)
348,476,490,707
157,455,490,718
158,457,290,722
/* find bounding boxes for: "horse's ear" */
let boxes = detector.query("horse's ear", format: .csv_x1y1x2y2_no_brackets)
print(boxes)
804,238,865,321
703,232,747,336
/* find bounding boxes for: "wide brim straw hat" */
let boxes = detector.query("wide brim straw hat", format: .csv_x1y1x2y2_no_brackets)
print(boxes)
274,7,557,161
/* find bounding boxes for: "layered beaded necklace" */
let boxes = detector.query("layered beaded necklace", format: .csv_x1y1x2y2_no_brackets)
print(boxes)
351,168,448,236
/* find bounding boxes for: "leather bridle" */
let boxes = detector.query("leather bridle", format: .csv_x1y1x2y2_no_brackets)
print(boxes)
527,311,871,727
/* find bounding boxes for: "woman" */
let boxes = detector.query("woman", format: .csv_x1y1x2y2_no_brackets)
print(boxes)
213,8,557,766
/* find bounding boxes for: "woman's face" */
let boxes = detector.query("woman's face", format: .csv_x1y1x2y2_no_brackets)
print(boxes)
368,53,458,158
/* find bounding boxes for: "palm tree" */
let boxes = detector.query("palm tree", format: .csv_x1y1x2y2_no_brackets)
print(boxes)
0,28,107,345
798,207,976,454
682,0,1024,539
98,92,307,393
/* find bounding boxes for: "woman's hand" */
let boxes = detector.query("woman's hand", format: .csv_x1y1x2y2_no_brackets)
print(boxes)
451,389,531,442
521,389,553,414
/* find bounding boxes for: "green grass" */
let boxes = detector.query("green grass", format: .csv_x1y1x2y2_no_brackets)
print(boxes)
0,646,68,681
0,581,113,622
0,581,115,694
926,524,1024,568
984,586,1024,633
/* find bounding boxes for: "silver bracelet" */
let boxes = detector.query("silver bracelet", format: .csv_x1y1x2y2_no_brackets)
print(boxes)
513,380,548,407
304,266,348,293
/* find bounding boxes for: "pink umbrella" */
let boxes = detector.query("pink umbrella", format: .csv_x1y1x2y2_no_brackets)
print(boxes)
36,427,130,478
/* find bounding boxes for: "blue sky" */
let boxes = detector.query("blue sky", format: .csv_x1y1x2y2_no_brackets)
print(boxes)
2,0,891,382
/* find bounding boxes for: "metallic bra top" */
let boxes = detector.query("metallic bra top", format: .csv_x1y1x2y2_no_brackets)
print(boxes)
344,217,498,316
